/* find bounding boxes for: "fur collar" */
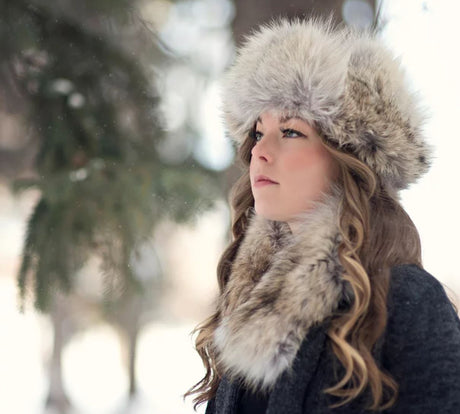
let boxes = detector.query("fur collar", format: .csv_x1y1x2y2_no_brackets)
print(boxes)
214,194,351,391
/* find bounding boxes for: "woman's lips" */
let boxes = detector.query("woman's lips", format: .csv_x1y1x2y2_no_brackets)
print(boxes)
254,177,278,187
254,175,279,187
254,179,278,187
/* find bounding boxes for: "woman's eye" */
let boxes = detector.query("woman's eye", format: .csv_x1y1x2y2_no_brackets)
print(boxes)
282,128,304,138
252,128,304,141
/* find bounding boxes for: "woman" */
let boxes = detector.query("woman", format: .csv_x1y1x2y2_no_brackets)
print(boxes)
185,17,460,413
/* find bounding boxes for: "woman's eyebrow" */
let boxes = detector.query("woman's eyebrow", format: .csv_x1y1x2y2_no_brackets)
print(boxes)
279,115,294,123
256,115,305,125
256,115,295,124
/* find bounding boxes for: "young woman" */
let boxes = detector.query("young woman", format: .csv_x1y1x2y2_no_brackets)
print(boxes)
186,18,460,413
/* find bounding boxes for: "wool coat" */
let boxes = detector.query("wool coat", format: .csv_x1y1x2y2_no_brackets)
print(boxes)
205,198,460,414
206,264,460,414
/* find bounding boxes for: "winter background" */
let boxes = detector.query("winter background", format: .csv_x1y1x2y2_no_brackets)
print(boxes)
0,0,459,413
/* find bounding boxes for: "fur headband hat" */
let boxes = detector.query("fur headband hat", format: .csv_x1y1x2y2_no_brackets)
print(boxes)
221,17,432,190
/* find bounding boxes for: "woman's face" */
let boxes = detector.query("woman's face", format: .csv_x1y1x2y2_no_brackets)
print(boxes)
249,111,339,232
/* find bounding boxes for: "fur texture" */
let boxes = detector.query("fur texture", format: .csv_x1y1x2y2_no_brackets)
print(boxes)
221,17,432,190
213,193,352,391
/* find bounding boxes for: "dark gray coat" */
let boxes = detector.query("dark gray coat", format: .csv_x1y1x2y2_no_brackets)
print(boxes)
206,265,460,414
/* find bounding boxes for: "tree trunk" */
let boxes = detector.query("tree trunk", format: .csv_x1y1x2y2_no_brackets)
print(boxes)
46,299,72,413
231,0,347,45
128,328,138,397
230,0,377,44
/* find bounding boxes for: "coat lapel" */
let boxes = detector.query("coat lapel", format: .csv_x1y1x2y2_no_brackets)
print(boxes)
214,376,240,414
267,322,329,414
213,322,330,414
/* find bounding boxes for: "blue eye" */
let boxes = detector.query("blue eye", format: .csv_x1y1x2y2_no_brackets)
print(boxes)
253,130,263,142
253,128,305,142
282,128,304,138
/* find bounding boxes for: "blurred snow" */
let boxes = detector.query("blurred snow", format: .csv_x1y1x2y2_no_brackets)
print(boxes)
0,185,217,413
379,0,460,299
1,1,460,413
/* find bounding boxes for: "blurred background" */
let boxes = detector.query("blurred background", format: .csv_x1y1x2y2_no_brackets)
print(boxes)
0,0,459,413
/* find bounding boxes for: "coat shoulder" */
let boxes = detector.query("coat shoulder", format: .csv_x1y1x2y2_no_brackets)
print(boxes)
387,263,459,319
386,263,460,341
389,263,450,303
382,264,460,413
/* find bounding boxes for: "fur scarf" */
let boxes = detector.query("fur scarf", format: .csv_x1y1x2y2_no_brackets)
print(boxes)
213,194,352,391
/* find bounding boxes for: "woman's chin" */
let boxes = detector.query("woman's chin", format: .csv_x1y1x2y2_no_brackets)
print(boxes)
253,206,287,222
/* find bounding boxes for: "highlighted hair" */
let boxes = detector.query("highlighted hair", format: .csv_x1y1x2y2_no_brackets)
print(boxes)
185,127,423,410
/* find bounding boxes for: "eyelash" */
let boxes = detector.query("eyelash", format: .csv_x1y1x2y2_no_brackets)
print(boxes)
253,128,305,141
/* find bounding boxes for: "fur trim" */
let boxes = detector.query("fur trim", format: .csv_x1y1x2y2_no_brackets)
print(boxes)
213,194,351,391
221,17,432,190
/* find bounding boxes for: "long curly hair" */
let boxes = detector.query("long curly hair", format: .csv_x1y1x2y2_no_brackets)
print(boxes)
185,123,423,410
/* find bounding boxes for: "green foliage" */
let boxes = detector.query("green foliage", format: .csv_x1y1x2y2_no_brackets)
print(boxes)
2,0,222,312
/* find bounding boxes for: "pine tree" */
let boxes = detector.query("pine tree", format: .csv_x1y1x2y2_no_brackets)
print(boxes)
1,1,222,410
0,0,220,312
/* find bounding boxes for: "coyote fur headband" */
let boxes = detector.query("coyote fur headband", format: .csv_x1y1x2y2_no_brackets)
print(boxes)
221,17,432,190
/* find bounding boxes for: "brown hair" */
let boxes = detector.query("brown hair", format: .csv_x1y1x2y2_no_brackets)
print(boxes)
185,125,423,410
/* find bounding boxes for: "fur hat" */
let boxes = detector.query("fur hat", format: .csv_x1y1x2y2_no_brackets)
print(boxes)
221,17,432,190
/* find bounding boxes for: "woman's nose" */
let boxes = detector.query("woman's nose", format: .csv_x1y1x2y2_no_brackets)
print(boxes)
251,135,275,162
